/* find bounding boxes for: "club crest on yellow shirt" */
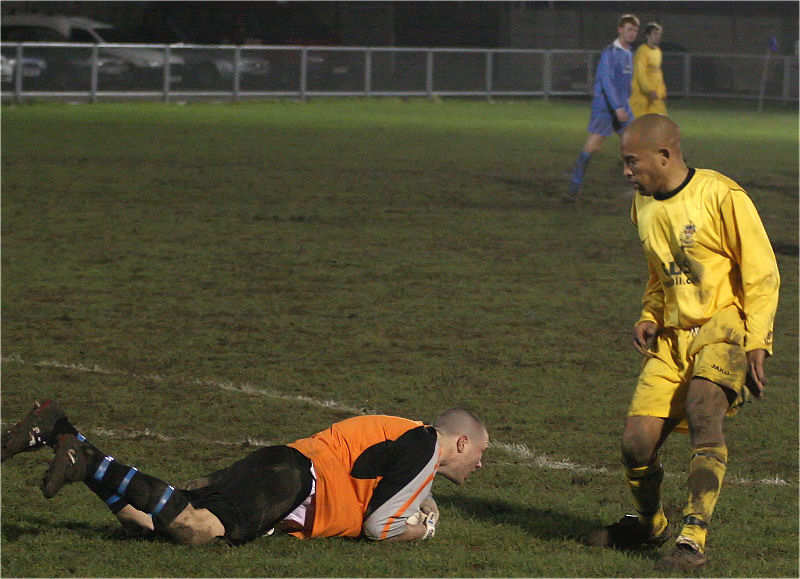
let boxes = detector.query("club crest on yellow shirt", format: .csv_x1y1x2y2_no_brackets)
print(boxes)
680,222,697,246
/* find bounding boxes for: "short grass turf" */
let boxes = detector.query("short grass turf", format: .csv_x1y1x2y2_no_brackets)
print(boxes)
1,97,797,577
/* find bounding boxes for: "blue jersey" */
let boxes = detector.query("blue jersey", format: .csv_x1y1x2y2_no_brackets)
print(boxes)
591,39,633,114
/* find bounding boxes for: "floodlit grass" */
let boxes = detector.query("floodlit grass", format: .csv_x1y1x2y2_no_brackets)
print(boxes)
1,98,797,577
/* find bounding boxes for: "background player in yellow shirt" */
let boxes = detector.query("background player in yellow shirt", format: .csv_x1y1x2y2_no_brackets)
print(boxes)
2,402,488,545
586,114,780,571
630,23,667,117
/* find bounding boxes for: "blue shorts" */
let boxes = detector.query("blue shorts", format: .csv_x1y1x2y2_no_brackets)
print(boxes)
587,106,633,137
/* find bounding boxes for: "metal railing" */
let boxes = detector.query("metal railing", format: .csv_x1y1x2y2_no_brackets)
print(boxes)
2,43,797,103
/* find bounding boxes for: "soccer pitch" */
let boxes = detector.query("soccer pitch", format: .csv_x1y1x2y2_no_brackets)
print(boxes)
1,98,797,577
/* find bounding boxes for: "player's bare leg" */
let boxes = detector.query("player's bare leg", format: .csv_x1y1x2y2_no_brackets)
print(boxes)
164,504,226,545
658,378,729,570
115,504,155,536
586,415,674,549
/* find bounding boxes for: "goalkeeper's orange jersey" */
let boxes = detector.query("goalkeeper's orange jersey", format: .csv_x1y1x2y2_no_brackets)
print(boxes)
287,415,439,540
631,168,780,353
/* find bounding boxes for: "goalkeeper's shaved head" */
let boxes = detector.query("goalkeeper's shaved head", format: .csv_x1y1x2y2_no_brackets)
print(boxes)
433,407,489,485
433,407,486,439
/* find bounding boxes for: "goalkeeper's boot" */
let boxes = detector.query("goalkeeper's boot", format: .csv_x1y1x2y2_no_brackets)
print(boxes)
41,434,87,499
656,541,707,570
585,514,671,550
2,399,67,462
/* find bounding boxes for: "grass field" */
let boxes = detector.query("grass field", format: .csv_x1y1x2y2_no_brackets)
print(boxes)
1,97,797,577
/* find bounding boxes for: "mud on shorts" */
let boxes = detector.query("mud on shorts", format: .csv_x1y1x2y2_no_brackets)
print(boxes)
628,305,750,433
181,445,314,544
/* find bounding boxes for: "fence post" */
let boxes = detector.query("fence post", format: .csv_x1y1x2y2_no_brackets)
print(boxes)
90,44,98,103
485,50,492,101
426,49,434,98
683,53,691,97
14,43,23,103
782,56,791,102
233,45,241,102
300,47,308,101
543,51,552,100
364,47,371,96
163,44,171,103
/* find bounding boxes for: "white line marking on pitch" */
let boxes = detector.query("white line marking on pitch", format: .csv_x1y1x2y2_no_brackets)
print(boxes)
1,354,793,488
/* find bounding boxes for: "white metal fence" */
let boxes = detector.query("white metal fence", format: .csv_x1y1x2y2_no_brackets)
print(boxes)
2,43,797,103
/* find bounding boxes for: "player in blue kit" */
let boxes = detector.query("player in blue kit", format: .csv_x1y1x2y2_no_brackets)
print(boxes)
568,14,639,199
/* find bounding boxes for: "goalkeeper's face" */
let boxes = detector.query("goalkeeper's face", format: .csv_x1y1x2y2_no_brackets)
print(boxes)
440,430,489,485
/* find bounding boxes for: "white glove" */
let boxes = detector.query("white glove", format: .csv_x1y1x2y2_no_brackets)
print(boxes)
422,508,437,539
407,495,438,539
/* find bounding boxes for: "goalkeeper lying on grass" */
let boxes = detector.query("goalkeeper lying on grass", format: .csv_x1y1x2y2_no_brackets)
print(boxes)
2,401,487,544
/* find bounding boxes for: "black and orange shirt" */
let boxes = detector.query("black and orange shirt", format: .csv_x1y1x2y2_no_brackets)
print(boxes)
287,415,439,540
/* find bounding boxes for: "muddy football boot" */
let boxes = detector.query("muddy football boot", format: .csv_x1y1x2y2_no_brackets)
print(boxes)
2,399,67,462
656,542,708,570
585,514,671,550
41,434,87,499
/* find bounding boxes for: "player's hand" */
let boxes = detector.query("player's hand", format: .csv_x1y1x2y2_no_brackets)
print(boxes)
633,321,657,358
420,495,438,538
745,349,768,398
407,509,437,539
649,90,659,101
615,108,629,123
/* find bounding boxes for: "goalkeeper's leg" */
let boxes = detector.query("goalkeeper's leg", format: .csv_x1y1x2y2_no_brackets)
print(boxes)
42,433,224,545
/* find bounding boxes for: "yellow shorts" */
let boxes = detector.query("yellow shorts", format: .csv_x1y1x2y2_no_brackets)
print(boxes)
628,305,749,433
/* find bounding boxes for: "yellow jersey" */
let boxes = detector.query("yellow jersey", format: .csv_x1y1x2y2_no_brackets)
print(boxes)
630,43,667,117
631,168,779,354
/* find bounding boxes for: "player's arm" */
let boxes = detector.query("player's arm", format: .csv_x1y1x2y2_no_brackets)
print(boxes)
721,189,780,393
383,494,439,542
361,427,439,541
597,48,623,113
633,259,664,357
634,47,657,99
720,189,780,355
382,516,431,542
631,199,664,355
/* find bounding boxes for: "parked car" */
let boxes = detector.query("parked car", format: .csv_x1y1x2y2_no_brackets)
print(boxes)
1,14,185,89
0,52,47,84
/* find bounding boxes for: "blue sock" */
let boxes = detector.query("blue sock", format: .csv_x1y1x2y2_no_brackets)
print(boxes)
571,151,593,187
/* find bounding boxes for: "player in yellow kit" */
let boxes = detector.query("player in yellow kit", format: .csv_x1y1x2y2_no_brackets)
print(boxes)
586,114,780,571
630,23,667,117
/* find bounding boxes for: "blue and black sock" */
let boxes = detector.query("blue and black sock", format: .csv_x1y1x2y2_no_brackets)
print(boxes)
78,439,189,528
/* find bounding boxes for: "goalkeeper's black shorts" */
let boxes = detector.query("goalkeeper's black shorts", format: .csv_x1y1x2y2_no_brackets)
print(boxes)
184,445,313,544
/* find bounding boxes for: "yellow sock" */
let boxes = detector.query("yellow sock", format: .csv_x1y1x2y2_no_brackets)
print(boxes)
624,459,668,535
679,445,728,552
